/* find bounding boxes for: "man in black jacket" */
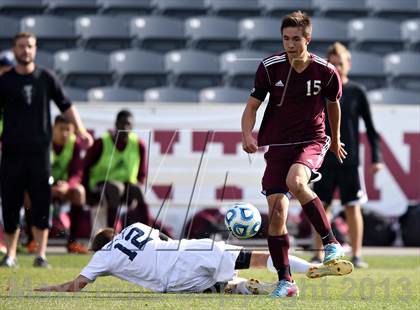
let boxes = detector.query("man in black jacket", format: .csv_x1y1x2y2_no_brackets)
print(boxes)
0,32,93,268
312,42,383,268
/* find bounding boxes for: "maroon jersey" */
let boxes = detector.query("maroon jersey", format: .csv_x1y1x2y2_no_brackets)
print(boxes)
250,52,342,146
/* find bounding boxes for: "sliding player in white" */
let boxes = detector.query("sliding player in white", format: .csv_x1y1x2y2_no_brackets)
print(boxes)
35,222,352,294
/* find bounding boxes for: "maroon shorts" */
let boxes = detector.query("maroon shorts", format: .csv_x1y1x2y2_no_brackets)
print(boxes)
261,137,330,196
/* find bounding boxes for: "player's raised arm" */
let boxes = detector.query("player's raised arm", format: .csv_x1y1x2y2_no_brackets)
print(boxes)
326,99,347,163
241,96,263,153
34,275,91,292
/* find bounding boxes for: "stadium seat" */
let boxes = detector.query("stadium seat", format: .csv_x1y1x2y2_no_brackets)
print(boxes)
185,16,241,53
366,0,419,21
36,49,54,69
310,18,349,55
144,86,198,103
348,18,403,55
130,16,186,53
0,0,44,17
238,17,282,52
348,51,386,90
44,0,98,18
384,52,420,91
87,86,142,102
402,19,420,51
64,86,87,102
204,0,261,19
97,0,152,16
20,16,78,52
165,49,222,89
109,49,166,89
368,87,420,105
0,16,19,50
54,49,112,89
312,0,368,20
199,86,249,104
152,0,206,18
259,0,314,17
75,15,131,52
220,49,265,89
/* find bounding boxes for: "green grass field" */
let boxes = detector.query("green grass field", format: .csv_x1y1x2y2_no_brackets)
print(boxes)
1,254,419,309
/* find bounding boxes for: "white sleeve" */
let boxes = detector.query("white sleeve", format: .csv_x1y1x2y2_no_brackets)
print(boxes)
80,251,110,281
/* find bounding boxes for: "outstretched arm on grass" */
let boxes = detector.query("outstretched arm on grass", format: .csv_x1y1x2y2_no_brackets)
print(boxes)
34,275,91,292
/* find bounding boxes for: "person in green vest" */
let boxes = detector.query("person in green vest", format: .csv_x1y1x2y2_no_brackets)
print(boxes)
83,110,150,230
25,115,90,254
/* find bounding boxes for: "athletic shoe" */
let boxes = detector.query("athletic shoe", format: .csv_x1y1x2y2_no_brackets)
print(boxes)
0,255,17,268
245,278,276,295
308,171,322,184
67,242,88,254
306,259,354,279
33,256,50,268
270,280,299,298
323,243,345,265
352,256,369,269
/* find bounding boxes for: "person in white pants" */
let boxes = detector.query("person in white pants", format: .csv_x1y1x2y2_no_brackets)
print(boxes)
35,222,353,294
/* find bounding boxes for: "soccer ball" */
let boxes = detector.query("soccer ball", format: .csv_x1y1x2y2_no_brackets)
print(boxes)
224,202,262,239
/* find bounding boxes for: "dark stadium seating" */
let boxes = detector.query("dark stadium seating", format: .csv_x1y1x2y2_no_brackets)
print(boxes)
0,16,19,50
368,87,420,105
152,0,207,19
199,86,249,104
0,0,44,17
54,48,112,89
205,0,261,19
238,17,282,52
44,0,98,18
259,0,314,17
185,16,241,53
109,48,166,89
219,49,265,89
366,0,419,21
165,49,222,89
310,17,349,54
75,15,131,52
130,16,186,52
312,0,367,20
0,0,419,101
64,86,87,101
144,86,199,103
402,19,420,51
384,52,420,91
349,51,386,90
348,18,404,55
97,0,152,16
20,15,77,52
87,86,142,102
36,49,54,68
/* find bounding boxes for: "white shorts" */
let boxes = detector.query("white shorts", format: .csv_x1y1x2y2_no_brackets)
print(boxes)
161,239,242,293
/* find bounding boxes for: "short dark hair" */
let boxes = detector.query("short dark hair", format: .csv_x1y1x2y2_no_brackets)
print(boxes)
54,114,71,125
116,109,133,122
13,32,37,46
91,228,115,252
281,11,312,38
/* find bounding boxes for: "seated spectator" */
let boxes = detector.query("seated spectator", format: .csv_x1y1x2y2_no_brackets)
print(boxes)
83,110,151,231
25,115,90,253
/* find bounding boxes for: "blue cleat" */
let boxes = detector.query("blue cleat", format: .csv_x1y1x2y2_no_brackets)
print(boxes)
270,280,299,298
323,243,345,265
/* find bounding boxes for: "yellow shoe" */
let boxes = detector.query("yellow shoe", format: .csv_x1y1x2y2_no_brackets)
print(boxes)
306,259,354,279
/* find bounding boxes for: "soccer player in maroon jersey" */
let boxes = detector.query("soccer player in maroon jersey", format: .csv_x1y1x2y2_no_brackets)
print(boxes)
241,11,348,297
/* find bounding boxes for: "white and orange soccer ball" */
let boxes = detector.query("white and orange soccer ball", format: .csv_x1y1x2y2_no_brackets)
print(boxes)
224,202,262,239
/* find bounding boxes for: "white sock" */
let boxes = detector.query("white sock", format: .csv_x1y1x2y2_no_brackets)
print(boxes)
267,255,311,274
